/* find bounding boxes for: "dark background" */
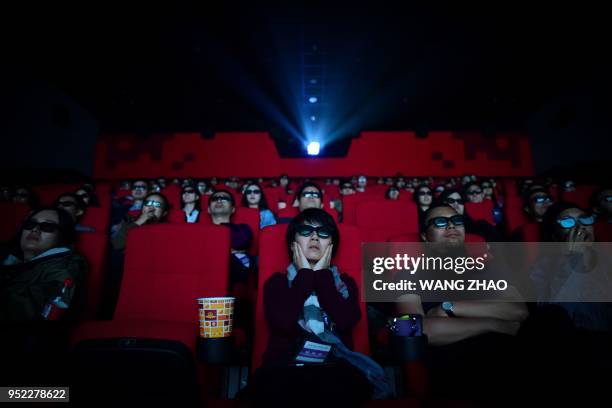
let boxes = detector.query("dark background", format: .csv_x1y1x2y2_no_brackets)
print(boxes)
1,3,611,178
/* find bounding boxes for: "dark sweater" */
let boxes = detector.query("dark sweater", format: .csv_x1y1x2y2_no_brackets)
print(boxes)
262,267,361,365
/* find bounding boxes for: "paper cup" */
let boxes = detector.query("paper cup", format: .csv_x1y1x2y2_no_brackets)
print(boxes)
197,297,235,338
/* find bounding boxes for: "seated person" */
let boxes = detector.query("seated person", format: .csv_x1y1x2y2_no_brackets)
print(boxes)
110,179,150,232
592,187,612,224
413,185,433,229
525,188,553,218
463,182,484,203
1,186,12,202
242,208,387,403
180,186,201,223
1,207,88,322
111,193,169,252
240,182,276,229
278,182,326,223
530,202,612,332
355,175,368,193
75,185,99,207
13,187,35,206
437,189,502,242
54,193,95,232
207,190,253,288
385,186,400,200
396,204,527,400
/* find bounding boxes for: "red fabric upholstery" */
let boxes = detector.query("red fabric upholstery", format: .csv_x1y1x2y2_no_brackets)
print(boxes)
387,233,485,243
75,232,108,320
252,224,369,371
79,206,110,232
233,208,260,256
504,203,530,235
116,224,231,322
355,200,419,242
595,221,612,242
161,184,182,211
277,207,339,223
341,194,379,225
562,185,597,209
94,131,534,179
0,202,30,243
174,207,260,256
31,183,81,206
71,224,231,352
519,222,542,242
465,200,494,224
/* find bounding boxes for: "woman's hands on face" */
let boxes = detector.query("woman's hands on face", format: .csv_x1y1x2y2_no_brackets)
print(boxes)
313,244,333,271
292,242,311,270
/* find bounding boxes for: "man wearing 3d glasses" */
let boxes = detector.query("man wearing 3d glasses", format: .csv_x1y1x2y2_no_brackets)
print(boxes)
111,192,169,252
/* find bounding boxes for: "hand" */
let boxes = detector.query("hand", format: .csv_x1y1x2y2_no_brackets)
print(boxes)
313,244,332,271
292,242,311,270
426,305,449,318
135,207,155,225
278,202,287,210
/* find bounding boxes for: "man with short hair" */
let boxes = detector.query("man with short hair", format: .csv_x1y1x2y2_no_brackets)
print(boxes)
207,190,253,290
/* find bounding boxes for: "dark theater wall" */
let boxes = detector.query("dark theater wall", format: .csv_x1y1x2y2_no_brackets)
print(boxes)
1,80,99,177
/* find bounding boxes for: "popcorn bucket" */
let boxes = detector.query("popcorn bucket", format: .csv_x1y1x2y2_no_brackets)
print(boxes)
197,297,235,338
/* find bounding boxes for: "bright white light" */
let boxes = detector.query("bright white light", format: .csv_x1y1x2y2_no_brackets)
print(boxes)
310,115,316,121
308,96,318,103
307,142,320,155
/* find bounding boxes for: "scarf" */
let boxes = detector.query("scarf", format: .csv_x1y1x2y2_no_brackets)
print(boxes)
287,263,392,399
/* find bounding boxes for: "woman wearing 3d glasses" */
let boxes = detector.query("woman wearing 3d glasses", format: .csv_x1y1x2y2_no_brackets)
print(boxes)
111,193,169,251
0,207,88,322
530,202,612,332
242,208,390,403
240,182,276,229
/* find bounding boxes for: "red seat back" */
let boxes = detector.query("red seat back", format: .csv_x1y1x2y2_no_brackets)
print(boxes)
233,207,260,256
562,185,597,209
341,193,379,225
355,200,419,242
161,185,182,212
32,183,81,206
465,200,494,224
0,202,30,243
79,206,110,232
595,222,612,242
277,207,339,224
252,224,369,370
504,203,530,235
115,224,230,323
75,232,108,320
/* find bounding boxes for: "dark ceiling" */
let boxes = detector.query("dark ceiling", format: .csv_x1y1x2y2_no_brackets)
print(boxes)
3,4,611,149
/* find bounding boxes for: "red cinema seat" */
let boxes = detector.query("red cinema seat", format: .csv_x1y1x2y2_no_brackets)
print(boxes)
355,200,419,242
75,232,108,320
170,207,260,256
518,222,542,242
252,224,369,371
504,203,530,236
277,207,339,224
388,232,485,243
263,188,280,215
70,224,231,352
562,185,597,209
465,200,494,225
233,207,261,256
0,202,30,243
79,206,110,232
342,194,379,225
595,221,612,242
162,184,182,211
32,183,81,206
